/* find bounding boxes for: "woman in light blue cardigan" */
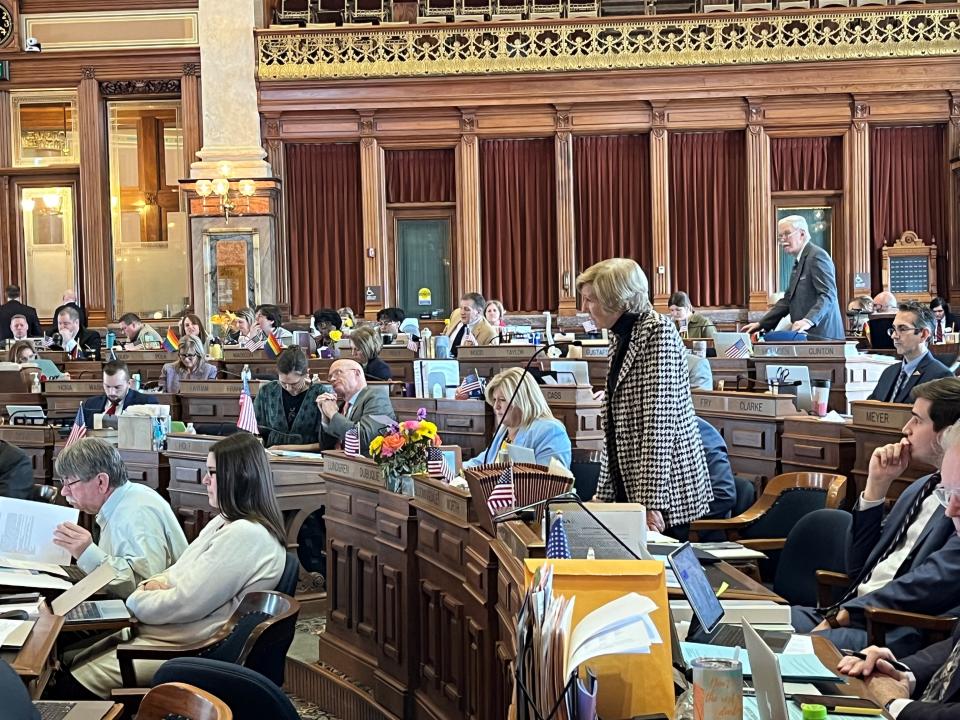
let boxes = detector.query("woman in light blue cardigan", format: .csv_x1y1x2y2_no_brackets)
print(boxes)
464,367,572,469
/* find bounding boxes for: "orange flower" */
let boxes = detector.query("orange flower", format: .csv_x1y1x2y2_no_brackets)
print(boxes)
380,433,406,457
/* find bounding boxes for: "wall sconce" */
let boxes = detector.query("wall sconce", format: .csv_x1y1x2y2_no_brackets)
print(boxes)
195,163,257,221
21,192,63,215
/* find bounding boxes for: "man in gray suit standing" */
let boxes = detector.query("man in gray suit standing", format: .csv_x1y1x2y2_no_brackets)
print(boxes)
743,215,846,340
317,359,396,456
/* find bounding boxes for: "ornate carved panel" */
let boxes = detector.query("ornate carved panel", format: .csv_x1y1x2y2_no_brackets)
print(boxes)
328,538,352,629
99,79,181,97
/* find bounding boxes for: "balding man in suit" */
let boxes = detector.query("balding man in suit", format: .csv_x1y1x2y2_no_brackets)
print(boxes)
316,359,396,455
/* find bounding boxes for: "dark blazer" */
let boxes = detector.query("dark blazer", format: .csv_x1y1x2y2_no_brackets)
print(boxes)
49,301,87,333
868,352,953,404
0,300,42,341
696,418,736,519
364,356,392,381
52,327,102,361
757,243,846,340
253,382,326,449
0,659,39,720
0,440,34,500
900,624,960,719
320,385,396,456
82,388,158,428
841,473,960,625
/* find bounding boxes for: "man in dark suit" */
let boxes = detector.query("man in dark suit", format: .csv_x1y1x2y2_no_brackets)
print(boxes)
837,419,960,717
792,378,960,656
0,659,38,719
0,285,42,341
82,359,157,428
869,301,953,404
49,289,87,334
742,215,845,340
0,440,33,500
316,359,396,456
52,305,101,361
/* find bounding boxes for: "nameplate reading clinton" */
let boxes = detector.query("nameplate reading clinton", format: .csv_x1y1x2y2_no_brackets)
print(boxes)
46,380,104,393
851,400,914,430
324,451,381,485
753,341,859,359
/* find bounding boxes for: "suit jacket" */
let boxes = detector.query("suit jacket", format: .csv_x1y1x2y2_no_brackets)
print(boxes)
464,417,572,469
48,301,87,333
841,473,960,624
443,309,497,347
0,659,38,720
900,624,960,719
758,243,845,340
321,385,396,456
52,327,102,361
364,356,392,381
696,418,736,519
596,311,712,527
82,388,158,428
867,352,953,404
254,382,327,449
0,300,42,341
0,440,34,500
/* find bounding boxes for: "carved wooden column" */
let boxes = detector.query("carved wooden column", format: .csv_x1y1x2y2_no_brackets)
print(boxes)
359,114,386,315
456,110,482,297
0,89,10,167
78,67,112,323
649,108,671,311
180,62,202,168
948,94,960,305
845,100,872,292
0,89,10,287
746,102,774,311
555,108,577,315
264,116,288,309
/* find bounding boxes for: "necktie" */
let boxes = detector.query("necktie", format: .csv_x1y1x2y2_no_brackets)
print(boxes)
888,369,909,403
937,319,944,343
921,635,960,702
105,402,118,416
828,473,940,610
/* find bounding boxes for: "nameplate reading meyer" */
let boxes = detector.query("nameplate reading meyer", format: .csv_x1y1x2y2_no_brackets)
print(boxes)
323,451,383,487
752,341,859,359
850,400,914,430
692,390,802,418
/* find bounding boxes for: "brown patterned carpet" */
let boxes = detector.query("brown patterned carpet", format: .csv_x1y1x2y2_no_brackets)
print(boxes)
285,614,342,719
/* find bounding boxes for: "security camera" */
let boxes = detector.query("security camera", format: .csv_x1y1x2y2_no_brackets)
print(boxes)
24,37,41,52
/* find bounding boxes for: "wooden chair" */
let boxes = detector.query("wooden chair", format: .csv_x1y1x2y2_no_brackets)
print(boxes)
275,0,314,23
138,682,232,720
689,472,848,552
116,591,300,689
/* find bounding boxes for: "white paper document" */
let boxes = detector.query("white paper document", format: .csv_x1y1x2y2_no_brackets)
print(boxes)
52,562,117,616
0,568,72,591
0,497,79,565
0,555,68,577
0,618,34,648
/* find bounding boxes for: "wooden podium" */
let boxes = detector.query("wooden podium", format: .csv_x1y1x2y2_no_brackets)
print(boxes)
850,400,935,500
693,389,803,485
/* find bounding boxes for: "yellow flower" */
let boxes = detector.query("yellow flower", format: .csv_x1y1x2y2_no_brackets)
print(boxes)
330,329,343,342
369,436,384,455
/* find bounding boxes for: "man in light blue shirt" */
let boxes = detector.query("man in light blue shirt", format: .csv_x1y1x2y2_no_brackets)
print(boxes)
52,438,187,599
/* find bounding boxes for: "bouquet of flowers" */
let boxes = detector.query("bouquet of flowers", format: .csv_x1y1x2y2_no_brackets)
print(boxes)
369,408,442,494
209,309,238,339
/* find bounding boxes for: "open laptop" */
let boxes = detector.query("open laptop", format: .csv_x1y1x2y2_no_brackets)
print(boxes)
668,543,790,652
51,563,131,623
6,404,46,423
33,701,115,720
743,620,799,720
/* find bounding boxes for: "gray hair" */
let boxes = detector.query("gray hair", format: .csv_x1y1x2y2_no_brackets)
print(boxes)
779,214,810,236
350,324,382,364
942,421,960,455
55,437,128,489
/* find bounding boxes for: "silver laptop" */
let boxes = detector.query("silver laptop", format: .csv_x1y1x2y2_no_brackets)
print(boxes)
5,404,46,421
743,620,798,720
33,700,114,720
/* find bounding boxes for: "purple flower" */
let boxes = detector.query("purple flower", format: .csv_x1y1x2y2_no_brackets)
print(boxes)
417,407,428,420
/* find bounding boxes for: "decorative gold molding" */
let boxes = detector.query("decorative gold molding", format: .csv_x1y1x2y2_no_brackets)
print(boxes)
258,7,960,81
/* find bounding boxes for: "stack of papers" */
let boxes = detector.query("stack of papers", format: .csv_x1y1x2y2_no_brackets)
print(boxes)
0,618,34,648
0,496,79,565
680,642,840,682
693,542,766,561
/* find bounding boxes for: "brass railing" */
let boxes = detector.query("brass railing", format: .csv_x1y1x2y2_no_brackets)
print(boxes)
257,6,960,80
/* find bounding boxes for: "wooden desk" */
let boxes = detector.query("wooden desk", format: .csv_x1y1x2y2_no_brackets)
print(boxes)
221,348,278,379
177,380,266,425
62,360,103,380
542,384,603,449
0,424,57,483
781,416,856,501
0,393,44,419
393,396,494,461
709,357,754,389
44,381,180,422
850,400,935,500
379,346,416,386
3,606,63,699
118,448,170,498
306,358,335,378
693,390,803,485
112,350,178,384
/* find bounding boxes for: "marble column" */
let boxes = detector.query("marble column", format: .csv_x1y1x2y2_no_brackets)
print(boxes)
456,111,482,296
555,109,577,315
845,101,872,291
746,103,774,311
193,0,270,179
649,111,671,311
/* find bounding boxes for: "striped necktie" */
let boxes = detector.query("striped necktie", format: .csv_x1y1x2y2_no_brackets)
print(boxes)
888,369,909,403
921,636,960,702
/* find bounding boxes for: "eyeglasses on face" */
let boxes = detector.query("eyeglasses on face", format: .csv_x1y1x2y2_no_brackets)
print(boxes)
328,368,359,379
60,476,93,489
935,486,960,507
179,352,199,359
776,229,800,241
887,326,922,337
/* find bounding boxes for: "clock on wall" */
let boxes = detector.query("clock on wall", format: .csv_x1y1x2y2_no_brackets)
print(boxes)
0,4,12,48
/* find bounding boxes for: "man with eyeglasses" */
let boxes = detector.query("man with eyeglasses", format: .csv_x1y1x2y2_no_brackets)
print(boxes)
868,301,952,404
316,358,395,456
791,378,960,656
52,437,186,599
742,215,845,340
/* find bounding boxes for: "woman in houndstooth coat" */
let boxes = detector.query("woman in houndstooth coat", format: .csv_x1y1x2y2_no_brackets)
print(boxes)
577,258,712,535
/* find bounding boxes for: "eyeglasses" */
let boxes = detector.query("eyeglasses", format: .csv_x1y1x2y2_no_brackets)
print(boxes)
60,476,93,489
776,229,799,241
934,486,960,507
887,326,923,337
178,353,199,359
328,369,358,379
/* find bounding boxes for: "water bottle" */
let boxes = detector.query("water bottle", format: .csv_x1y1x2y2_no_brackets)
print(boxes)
152,417,166,451
30,373,41,394
132,373,142,391
241,364,252,383
185,422,197,435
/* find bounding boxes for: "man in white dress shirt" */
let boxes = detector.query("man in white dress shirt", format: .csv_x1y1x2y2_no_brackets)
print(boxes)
52,437,187,599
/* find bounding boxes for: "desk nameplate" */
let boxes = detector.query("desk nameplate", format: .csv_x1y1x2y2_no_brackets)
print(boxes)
324,451,383,487
752,341,859,359
114,351,173,362
578,345,609,358
851,401,914,430
497,520,544,561
413,474,476,523
0,425,56,446
180,380,266,396
457,345,540,361
540,385,597,405
164,433,219,456
45,380,104,393
692,390,801,418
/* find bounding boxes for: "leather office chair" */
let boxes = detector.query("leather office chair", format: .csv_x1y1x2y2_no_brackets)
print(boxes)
153,659,300,720
731,476,756,517
570,448,601,500
275,552,300,596
138,681,232,720
117,591,300,689
773,508,851,607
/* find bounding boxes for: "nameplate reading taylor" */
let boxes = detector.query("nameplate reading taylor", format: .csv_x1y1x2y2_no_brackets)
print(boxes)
457,346,539,361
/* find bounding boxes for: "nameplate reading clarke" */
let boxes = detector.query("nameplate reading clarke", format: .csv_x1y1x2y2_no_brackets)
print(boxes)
693,391,801,418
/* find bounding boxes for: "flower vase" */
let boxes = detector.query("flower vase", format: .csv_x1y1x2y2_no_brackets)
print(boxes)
383,467,416,496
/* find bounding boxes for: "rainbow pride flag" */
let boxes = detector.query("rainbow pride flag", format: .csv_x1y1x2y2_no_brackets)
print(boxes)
162,327,180,353
264,331,283,359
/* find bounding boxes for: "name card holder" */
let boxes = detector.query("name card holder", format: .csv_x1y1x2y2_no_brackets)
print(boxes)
692,389,803,418
179,380,267,397
45,380,104,394
753,341,860,359
457,345,541,362
413,473,476,524
497,519,545,560
164,432,219,457
850,400,914,430
114,350,173,362
539,384,597,405
323,449,383,488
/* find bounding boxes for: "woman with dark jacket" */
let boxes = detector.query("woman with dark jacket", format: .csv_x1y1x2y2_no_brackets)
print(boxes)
576,258,712,538
253,347,328,450
350,325,392,380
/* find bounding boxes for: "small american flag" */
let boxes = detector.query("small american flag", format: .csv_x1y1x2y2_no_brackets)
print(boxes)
427,446,455,482
343,427,360,456
244,332,266,352
545,512,572,559
41,335,55,348
237,377,259,434
486,465,515,516
64,405,87,449
458,374,484,398
724,337,750,359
